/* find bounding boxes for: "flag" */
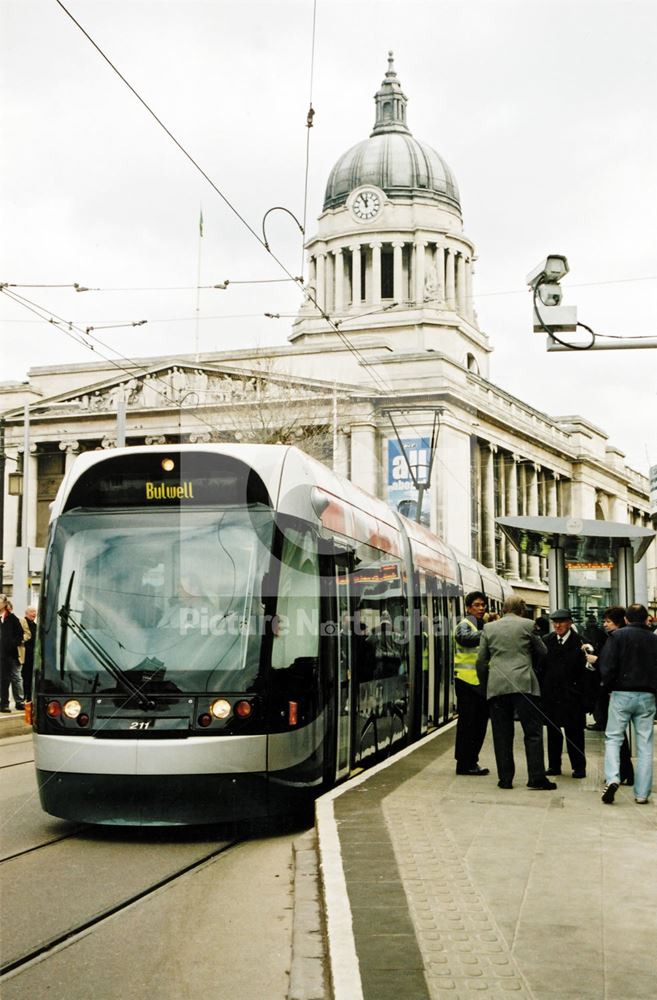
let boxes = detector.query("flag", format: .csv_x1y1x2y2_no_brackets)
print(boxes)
199,208,204,237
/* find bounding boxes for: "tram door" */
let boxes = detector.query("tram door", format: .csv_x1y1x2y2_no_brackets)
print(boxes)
422,587,435,732
431,591,455,726
335,565,353,779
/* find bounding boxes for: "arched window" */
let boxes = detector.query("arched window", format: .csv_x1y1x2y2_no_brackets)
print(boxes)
465,353,480,374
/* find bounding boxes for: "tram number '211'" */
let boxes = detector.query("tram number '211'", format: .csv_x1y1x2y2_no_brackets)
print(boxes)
129,721,153,730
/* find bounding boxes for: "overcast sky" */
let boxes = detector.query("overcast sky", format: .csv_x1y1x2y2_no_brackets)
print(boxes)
2,0,656,474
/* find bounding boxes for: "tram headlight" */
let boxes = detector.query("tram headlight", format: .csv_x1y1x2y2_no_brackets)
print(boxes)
63,700,83,720
210,698,232,720
161,457,175,472
234,700,253,718
46,700,62,718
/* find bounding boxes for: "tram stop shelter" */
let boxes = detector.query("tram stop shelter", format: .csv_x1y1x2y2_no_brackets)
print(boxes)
496,516,654,623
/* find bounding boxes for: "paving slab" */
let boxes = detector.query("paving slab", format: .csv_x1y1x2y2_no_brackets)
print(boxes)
317,721,657,1000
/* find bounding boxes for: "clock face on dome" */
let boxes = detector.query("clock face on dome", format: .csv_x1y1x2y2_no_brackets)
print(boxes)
352,189,382,221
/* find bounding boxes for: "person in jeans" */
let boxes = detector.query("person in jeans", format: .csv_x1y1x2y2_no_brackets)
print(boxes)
476,595,552,790
584,606,634,783
599,603,657,805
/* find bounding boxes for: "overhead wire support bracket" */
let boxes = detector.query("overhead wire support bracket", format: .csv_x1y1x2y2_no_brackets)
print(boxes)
261,207,304,252
386,408,443,523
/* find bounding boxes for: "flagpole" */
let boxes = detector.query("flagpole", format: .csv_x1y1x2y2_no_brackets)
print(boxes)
195,207,203,362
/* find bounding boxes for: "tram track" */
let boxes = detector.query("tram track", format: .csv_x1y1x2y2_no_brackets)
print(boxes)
0,757,35,770
0,827,83,864
0,835,243,980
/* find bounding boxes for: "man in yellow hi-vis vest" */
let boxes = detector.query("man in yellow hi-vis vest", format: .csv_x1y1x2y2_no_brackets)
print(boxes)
454,591,490,775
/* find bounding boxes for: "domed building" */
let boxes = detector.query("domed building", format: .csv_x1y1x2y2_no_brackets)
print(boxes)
0,56,654,619
291,53,490,381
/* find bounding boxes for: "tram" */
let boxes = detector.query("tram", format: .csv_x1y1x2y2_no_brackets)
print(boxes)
33,444,511,825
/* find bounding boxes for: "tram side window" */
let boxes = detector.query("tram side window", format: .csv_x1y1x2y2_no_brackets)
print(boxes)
271,528,320,670
350,546,408,680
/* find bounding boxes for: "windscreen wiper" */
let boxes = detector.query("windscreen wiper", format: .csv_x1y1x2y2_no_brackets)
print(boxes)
58,605,155,711
59,572,75,678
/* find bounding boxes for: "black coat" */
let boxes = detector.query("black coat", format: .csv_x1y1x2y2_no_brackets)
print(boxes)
0,612,24,663
599,624,657,694
540,631,593,726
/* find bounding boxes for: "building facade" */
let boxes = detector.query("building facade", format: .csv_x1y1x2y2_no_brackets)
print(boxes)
1,56,655,615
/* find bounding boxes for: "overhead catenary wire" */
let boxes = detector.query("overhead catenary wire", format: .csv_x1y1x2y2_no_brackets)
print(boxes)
301,0,318,275
1,287,233,441
52,0,392,395
43,4,653,474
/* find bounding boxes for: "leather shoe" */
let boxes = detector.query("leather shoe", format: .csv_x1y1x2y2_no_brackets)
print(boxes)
498,780,513,789
0,707,11,714
527,780,558,790
15,703,25,711
456,765,490,776
571,770,586,779
545,767,561,776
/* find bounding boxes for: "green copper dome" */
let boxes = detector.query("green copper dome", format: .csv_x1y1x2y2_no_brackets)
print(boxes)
323,53,461,214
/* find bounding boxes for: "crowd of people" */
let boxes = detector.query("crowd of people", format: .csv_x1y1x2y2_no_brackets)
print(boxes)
2,585,656,806
454,592,657,805
0,594,37,713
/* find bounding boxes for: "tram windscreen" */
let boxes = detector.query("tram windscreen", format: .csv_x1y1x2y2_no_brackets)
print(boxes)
42,508,274,693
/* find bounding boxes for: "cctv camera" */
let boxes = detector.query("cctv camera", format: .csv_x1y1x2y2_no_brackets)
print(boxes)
537,282,562,307
526,254,569,289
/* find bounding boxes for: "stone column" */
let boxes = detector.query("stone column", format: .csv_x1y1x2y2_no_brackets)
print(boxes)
349,245,361,308
392,241,404,303
505,456,520,578
350,424,378,494
497,450,506,569
481,443,496,569
435,244,445,305
570,479,596,519
370,242,382,307
434,420,472,552
4,454,20,569
325,251,334,313
60,440,80,473
465,256,474,321
315,252,326,312
517,463,528,578
414,240,426,306
334,429,350,479
456,253,467,316
547,473,558,516
527,464,541,582
445,248,456,309
334,248,344,313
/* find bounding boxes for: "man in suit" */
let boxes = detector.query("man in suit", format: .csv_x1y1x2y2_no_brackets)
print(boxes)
476,595,554,790
541,609,593,779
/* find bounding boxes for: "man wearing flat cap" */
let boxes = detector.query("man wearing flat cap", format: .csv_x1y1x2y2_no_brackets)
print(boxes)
540,609,593,778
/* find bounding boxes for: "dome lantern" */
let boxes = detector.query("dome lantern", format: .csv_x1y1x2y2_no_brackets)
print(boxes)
371,51,410,136
323,55,461,214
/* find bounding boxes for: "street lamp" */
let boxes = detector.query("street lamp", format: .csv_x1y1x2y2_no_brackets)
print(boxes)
8,471,23,496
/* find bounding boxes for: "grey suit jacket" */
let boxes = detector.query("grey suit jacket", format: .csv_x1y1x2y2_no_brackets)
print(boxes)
476,614,546,699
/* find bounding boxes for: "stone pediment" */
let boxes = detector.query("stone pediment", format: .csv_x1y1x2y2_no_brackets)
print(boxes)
18,363,339,418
